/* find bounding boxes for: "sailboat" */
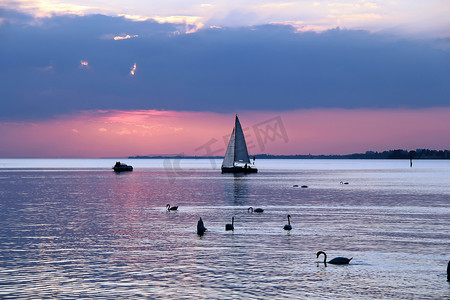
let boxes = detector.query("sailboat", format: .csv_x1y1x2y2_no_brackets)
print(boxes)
221,115,258,173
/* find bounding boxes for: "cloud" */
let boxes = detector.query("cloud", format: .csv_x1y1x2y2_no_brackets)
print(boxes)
151,15,205,34
113,34,138,40
1,0,99,19
130,62,137,76
80,60,89,68
0,11,449,121
3,0,450,38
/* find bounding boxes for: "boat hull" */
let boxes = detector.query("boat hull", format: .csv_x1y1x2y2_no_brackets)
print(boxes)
113,166,133,172
221,166,258,173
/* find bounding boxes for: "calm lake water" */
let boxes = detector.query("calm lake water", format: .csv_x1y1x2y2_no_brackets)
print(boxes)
0,159,449,299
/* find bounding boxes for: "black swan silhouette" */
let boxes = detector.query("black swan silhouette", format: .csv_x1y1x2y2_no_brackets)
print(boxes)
197,218,207,235
447,260,449,281
248,207,264,213
225,216,235,231
166,204,178,211
317,251,352,265
283,214,292,230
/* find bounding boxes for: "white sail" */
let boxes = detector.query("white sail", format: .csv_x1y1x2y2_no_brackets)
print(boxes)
222,128,235,168
234,116,250,163
222,115,257,173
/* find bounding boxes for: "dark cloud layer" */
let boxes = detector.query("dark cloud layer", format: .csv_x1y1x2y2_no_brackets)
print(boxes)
1,9,449,120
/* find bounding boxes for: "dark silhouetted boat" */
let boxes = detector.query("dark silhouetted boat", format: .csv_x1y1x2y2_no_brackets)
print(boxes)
112,161,133,172
221,115,257,174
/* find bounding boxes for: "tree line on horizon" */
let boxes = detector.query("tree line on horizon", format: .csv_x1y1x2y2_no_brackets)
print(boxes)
255,149,450,159
129,149,450,159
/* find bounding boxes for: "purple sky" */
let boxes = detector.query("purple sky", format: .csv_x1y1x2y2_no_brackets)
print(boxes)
0,2,449,157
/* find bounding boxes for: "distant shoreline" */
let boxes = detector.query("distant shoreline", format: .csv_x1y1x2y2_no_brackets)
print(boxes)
129,149,450,160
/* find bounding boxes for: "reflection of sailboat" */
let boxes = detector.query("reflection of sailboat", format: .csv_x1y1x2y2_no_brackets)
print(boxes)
221,115,257,173
223,173,250,205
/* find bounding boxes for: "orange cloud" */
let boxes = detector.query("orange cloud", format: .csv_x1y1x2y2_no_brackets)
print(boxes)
114,34,139,40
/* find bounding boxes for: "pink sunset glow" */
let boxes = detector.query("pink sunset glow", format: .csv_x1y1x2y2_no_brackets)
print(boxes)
0,108,449,158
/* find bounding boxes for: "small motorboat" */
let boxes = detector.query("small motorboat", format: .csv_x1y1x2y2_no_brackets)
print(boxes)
112,161,133,172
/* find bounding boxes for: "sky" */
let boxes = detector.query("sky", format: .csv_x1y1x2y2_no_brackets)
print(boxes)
0,0,449,157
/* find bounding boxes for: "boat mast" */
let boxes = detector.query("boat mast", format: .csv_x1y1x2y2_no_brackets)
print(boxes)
233,115,237,165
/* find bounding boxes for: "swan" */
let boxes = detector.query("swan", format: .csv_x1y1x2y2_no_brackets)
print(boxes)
225,216,235,231
166,204,178,211
447,260,449,281
316,251,352,265
248,207,264,213
197,217,207,235
283,214,292,230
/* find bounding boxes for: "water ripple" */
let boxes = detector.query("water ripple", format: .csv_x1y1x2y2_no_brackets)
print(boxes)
1,163,449,298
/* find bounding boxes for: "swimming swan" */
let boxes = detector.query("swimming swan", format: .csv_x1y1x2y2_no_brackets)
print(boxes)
248,207,264,213
283,214,292,230
225,216,235,231
447,260,449,281
316,251,352,265
166,204,178,211
197,218,207,235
